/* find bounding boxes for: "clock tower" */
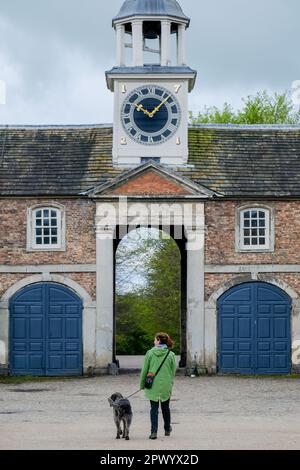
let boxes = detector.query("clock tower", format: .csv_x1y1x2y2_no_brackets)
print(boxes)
106,0,197,167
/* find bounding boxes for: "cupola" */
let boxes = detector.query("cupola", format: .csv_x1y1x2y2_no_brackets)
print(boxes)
113,0,190,67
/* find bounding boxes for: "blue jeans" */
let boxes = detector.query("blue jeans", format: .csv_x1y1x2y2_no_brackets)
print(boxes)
150,399,171,433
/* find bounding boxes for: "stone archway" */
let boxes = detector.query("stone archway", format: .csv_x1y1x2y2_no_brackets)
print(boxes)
0,274,96,375
113,226,187,369
95,199,206,372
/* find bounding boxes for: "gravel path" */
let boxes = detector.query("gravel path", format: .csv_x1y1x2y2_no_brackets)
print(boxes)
1,374,300,450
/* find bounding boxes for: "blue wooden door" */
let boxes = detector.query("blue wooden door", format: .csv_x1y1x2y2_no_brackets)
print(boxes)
218,282,291,374
10,283,83,376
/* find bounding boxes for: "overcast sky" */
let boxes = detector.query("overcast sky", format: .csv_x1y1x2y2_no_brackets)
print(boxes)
0,0,299,125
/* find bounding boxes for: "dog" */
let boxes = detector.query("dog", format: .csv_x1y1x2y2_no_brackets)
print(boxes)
108,392,133,440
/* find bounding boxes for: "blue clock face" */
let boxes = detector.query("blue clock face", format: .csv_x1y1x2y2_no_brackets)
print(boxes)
121,85,181,145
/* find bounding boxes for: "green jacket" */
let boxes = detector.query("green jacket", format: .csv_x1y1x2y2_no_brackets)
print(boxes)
139,347,177,402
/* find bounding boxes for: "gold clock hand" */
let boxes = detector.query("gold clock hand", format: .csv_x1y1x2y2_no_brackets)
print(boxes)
134,103,152,117
149,95,171,118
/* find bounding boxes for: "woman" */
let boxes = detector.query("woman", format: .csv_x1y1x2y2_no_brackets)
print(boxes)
140,332,177,440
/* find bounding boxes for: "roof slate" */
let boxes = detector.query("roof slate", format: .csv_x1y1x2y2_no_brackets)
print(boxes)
113,0,189,24
0,124,300,198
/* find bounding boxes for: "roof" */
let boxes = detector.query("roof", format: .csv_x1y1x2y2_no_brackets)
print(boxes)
0,124,300,198
84,160,219,199
105,65,197,92
184,125,300,197
113,0,189,24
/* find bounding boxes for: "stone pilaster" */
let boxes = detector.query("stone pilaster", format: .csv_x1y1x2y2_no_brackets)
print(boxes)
185,224,205,371
95,223,115,373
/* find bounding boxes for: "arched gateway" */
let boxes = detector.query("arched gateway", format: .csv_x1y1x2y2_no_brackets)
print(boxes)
9,283,83,376
218,282,292,375
91,163,215,373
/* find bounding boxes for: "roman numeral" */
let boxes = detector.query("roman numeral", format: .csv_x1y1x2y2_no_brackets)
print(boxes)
167,123,177,133
136,89,144,98
147,86,156,95
125,122,133,131
174,84,182,93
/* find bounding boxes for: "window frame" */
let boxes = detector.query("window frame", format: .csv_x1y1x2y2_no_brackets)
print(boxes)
140,157,161,165
236,204,274,253
27,204,66,252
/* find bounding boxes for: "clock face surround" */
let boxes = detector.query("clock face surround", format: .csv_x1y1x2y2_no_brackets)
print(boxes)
121,85,181,146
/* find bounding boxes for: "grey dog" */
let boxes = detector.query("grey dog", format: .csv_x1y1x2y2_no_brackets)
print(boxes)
108,392,133,440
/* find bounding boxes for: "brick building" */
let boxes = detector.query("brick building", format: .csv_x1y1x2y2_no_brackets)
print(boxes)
1,0,300,376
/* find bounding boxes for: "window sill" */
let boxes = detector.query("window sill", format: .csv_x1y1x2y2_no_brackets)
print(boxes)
236,248,274,254
26,247,66,253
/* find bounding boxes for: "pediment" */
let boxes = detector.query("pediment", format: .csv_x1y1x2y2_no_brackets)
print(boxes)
85,162,218,198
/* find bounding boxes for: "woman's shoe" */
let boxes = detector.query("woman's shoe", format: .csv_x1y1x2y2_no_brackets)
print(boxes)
165,426,172,436
149,432,157,440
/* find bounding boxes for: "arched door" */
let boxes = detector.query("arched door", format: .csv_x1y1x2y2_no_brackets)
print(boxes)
218,282,291,374
9,283,83,376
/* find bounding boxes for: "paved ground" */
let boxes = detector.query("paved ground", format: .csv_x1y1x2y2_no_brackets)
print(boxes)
1,374,300,450
117,356,181,368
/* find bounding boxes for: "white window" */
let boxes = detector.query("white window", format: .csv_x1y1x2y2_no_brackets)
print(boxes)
238,207,273,251
27,205,65,251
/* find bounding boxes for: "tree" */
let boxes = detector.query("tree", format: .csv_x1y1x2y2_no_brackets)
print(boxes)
142,238,181,354
189,90,300,125
115,292,152,355
115,230,181,356
189,102,237,124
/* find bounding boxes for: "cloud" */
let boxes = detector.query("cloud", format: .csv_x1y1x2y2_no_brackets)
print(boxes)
0,0,299,124
0,13,113,123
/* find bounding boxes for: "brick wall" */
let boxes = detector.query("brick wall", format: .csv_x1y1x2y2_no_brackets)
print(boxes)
111,170,191,195
66,273,96,299
205,273,236,301
205,200,300,265
0,199,96,265
204,200,300,300
0,273,30,298
205,273,300,302
2,197,300,303
0,273,96,300
5,198,298,268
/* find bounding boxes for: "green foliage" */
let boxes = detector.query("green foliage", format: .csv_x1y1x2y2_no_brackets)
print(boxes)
115,234,181,356
0,376,83,384
115,292,154,355
189,102,237,124
143,238,181,354
189,90,300,125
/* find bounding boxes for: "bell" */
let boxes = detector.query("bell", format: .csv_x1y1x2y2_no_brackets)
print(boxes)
144,30,158,39
143,21,161,40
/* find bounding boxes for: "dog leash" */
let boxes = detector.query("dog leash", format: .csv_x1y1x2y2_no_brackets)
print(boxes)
126,389,142,399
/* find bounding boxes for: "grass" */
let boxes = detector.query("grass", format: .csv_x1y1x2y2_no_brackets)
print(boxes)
0,375,89,385
215,373,300,379
1,373,300,385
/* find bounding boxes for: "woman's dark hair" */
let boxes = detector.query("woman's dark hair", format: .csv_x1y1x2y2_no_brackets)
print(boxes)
155,332,174,349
